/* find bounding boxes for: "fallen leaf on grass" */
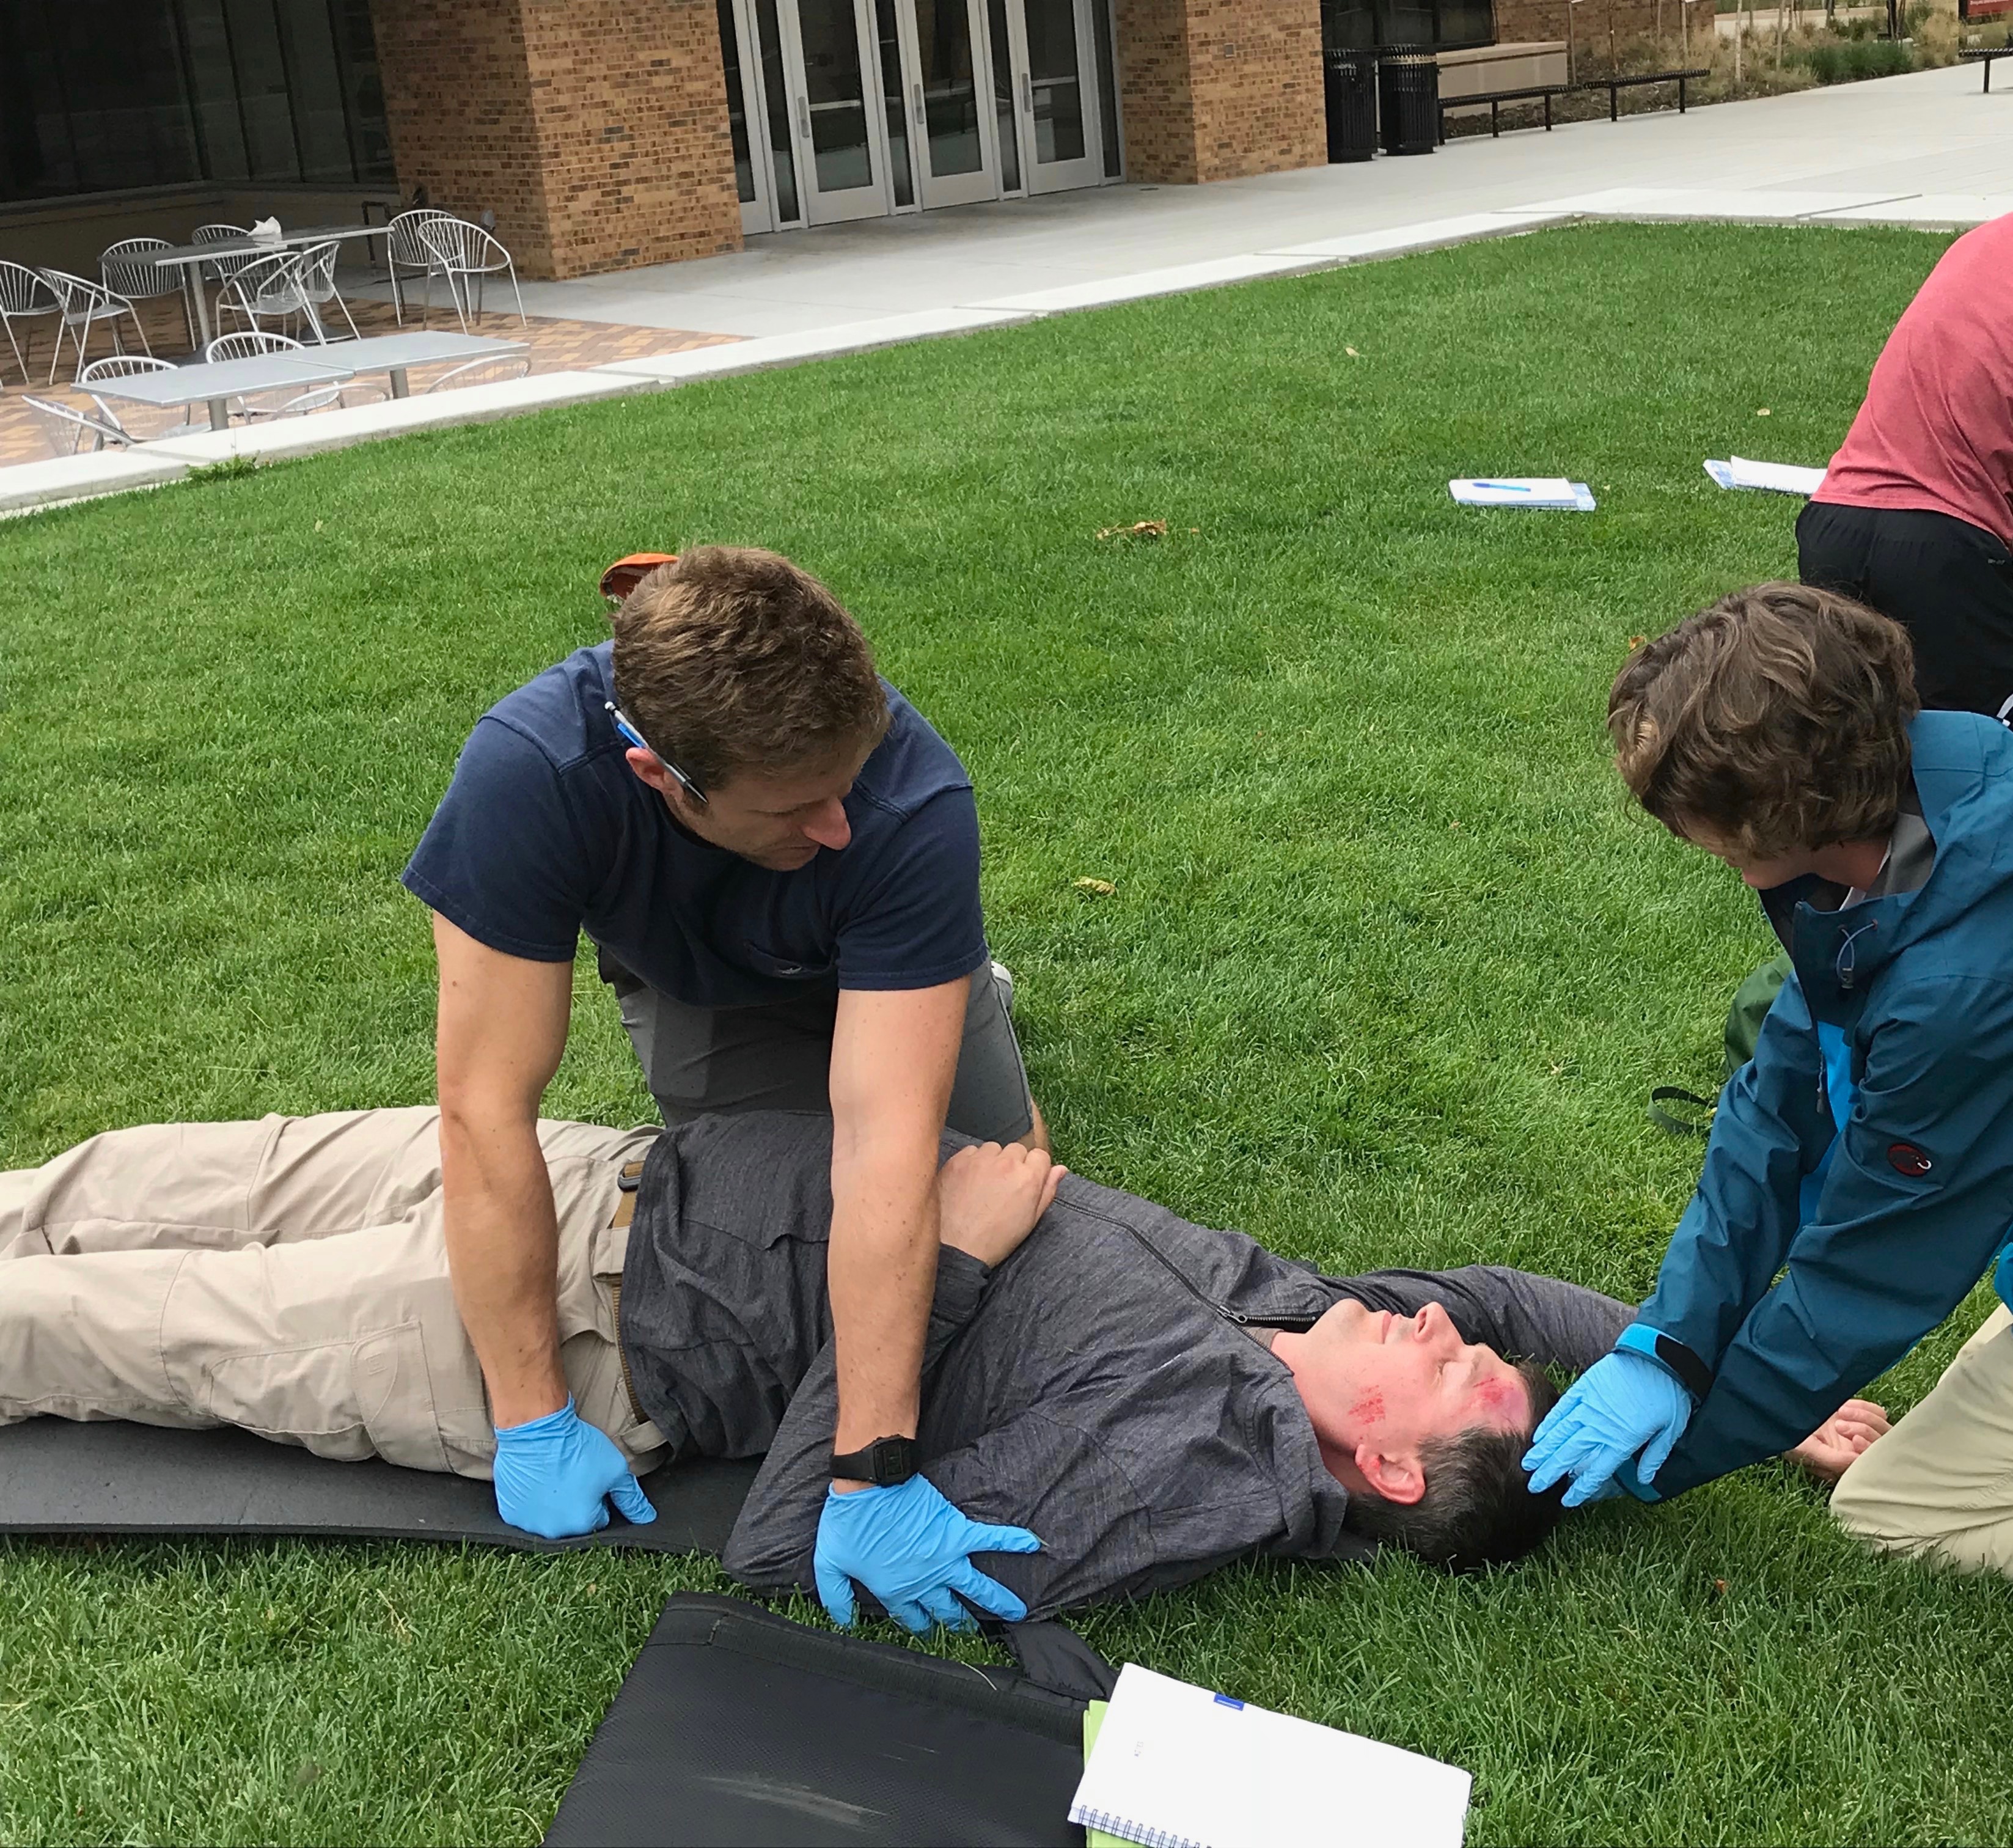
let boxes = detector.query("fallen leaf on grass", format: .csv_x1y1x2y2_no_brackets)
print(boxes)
1627,634,1646,650
1712,1578,1730,1596
1345,346,1362,358
1072,878,1116,897
1096,519,1168,541
1756,407,1772,417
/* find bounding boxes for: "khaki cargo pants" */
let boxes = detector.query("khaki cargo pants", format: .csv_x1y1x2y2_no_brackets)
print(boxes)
0,1107,667,1480
1832,1302,2013,1576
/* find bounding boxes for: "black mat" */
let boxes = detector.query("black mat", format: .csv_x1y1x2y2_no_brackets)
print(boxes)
0,1420,759,1553
545,1594,1113,1847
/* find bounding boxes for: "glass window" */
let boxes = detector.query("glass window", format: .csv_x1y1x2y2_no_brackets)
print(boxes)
719,0,757,202
0,2,81,198
38,1,202,196
328,0,394,181
1320,0,1492,51
1088,0,1118,178
754,0,800,222
875,0,914,204
1,0,395,204
985,0,1018,193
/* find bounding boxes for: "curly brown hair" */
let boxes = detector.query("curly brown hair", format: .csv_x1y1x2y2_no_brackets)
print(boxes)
1607,582,1918,857
609,546,890,793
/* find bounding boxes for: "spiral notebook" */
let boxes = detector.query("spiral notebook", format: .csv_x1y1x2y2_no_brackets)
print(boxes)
1069,1664,1470,1848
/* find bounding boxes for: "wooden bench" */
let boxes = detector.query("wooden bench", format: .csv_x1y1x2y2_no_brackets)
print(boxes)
1958,46,2013,90
1439,67,1709,139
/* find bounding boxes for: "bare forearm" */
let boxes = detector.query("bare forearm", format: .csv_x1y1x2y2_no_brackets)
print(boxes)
439,1110,568,1426
827,1142,941,1456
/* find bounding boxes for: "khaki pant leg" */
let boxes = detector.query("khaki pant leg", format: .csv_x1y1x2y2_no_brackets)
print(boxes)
2,1116,289,1261
1,1108,644,1263
4,1119,664,1478
1832,1303,2013,1575
0,1203,490,1470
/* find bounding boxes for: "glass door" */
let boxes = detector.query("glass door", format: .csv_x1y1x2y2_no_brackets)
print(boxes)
780,0,895,224
896,0,999,208
1002,0,1104,194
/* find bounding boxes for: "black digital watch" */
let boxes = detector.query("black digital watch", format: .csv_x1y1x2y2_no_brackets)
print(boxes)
829,1436,920,1486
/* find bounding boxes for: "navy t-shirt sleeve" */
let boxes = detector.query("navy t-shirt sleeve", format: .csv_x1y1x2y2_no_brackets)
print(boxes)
831,786,989,991
402,716,598,963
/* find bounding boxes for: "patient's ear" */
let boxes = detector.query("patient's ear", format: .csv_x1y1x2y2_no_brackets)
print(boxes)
1354,1443,1425,1506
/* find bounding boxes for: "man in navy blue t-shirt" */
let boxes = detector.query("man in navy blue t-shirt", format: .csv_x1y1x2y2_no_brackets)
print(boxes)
403,546,1047,1630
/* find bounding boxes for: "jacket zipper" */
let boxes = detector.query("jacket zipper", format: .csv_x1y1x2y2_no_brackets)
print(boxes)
1065,1193,1323,1334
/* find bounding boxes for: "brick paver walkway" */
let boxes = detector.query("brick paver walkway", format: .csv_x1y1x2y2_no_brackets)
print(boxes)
1,290,736,466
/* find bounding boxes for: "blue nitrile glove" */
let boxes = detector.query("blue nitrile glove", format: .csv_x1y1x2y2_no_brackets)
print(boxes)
1522,1349,1693,1509
813,1475,1042,1634
492,1396,656,1539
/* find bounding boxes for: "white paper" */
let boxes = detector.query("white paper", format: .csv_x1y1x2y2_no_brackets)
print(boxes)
1069,1663,1471,1848
1706,456,1827,496
1450,476,1594,510
248,216,284,243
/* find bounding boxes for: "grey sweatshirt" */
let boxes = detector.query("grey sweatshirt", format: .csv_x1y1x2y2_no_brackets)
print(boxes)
618,1112,1629,1619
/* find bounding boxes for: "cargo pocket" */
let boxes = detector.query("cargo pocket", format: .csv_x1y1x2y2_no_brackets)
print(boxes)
201,1321,449,1472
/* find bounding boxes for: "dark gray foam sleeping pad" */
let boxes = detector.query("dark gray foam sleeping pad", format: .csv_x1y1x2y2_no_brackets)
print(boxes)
0,1420,759,1553
544,1594,1110,1847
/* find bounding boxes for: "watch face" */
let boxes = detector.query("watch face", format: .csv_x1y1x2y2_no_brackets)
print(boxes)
871,1438,918,1483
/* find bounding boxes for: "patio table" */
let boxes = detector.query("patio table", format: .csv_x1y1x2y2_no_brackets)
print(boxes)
86,351,357,433
145,224,384,350
321,331,529,398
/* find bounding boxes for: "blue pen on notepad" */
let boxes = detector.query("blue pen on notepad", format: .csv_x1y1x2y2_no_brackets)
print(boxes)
1213,1693,1245,1709
1471,481,1533,491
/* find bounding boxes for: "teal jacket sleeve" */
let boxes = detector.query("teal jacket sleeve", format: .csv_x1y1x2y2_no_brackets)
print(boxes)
1632,972,1832,1381
1652,974,2013,1498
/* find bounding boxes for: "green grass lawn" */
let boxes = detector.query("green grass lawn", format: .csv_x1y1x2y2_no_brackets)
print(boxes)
6,220,2011,1846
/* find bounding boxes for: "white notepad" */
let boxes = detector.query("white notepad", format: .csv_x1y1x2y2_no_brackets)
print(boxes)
1449,476,1596,510
1068,1663,1472,1848
1704,456,1827,496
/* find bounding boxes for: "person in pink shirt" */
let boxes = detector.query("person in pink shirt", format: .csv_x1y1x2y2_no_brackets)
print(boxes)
1799,213,2013,721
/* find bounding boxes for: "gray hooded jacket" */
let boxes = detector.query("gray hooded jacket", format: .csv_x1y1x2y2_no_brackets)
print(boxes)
617,1112,1627,1618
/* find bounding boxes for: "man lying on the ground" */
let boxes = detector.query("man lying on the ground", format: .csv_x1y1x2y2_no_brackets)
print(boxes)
1,1107,1877,1625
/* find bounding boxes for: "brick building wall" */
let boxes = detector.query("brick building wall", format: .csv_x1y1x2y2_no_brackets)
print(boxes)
367,0,742,281
1494,0,1718,67
1115,0,1325,185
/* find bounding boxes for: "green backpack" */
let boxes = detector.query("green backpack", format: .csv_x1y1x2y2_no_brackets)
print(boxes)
1649,949,1792,1135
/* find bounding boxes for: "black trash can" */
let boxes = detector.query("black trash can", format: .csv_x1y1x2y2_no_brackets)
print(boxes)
1324,47,1377,162
1377,51,1439,156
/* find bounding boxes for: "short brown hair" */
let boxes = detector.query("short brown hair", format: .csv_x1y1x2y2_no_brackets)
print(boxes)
1607,582,1918,857
1343,1359,1563,1572
609,546,890,791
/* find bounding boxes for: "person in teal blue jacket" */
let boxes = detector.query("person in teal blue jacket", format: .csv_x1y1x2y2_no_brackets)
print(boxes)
1525,582,2013,1530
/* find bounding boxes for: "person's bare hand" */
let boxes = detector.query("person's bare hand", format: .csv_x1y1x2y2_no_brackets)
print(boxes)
1786,1398,1891,1484
937,1143,1067,1268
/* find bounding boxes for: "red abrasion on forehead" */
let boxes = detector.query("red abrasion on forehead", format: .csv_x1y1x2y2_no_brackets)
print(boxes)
1474,1376,1520,1424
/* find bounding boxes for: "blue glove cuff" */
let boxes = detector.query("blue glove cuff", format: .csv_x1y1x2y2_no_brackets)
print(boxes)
1615,1322,1711,1403
496,1396,578,1441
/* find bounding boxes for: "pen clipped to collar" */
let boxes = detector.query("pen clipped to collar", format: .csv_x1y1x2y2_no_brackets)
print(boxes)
606,700,708,808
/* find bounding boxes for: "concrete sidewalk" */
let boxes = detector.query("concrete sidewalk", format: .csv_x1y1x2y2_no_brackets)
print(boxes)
477,62,2011,339
10,64,2007,518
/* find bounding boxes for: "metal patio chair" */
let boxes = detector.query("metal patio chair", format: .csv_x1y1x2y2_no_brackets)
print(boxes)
76,354,197,442
0,260,62,385
416,218,528,332
215,249,324,342
38,268,152,382
203,329,383,419
21,393,133,458
424,353,532,392
100,237,194,350
386,207,454,326
291,240,362,342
